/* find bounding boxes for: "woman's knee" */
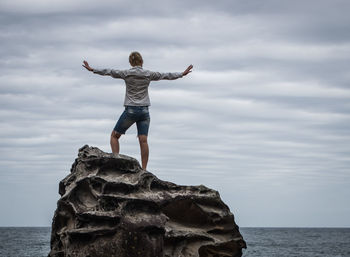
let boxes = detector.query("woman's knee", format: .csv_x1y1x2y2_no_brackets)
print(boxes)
138,135,148,144
111,130,122,139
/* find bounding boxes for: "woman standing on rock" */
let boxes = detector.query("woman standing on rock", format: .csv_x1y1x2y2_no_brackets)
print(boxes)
82,52,193,170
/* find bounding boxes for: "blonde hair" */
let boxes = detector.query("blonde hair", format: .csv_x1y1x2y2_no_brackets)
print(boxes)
129,51,143,67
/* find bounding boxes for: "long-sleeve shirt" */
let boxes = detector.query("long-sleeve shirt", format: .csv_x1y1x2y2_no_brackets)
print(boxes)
93,66,183,106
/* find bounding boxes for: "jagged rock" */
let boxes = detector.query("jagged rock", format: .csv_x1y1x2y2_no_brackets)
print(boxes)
48,145,246,257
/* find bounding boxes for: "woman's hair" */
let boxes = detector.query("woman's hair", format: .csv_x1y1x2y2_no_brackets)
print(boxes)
129,51,143,67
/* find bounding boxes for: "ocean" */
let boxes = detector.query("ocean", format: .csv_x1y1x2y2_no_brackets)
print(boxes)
0,227,349,257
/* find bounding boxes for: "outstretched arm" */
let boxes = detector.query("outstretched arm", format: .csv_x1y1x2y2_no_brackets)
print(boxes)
82,60,126,79
150,64,194,81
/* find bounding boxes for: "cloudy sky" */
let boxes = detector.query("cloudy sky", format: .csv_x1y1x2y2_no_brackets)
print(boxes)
1,0,349,227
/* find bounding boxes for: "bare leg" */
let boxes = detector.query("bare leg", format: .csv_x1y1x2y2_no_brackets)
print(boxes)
110,131,121,154
138,135,149,170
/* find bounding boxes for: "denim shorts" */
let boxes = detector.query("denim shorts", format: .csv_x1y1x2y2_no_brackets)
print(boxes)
114,106,150,136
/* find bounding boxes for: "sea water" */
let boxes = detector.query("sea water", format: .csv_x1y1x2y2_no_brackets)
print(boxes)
0,227,349,257
0,227,50,257
241,227,350,257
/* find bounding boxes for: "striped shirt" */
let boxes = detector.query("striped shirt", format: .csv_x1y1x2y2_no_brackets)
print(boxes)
93,66,183,106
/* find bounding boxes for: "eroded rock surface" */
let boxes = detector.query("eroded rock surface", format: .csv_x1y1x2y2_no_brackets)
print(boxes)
48,145,246,257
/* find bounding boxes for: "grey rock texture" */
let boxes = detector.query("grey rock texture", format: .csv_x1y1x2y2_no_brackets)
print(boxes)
48,145,246,257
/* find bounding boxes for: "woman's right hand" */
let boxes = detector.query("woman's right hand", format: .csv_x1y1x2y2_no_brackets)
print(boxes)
183,64,193,76
82,60,93,71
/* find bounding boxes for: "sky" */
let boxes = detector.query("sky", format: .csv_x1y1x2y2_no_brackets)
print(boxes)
1,0,349,227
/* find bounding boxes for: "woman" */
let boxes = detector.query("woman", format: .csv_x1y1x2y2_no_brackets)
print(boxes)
82,51,193,170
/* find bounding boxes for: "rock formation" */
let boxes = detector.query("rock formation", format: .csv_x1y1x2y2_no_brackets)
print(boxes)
48,145,246,257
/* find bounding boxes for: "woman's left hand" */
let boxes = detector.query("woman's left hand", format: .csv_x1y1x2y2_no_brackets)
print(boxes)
82,60,93,71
